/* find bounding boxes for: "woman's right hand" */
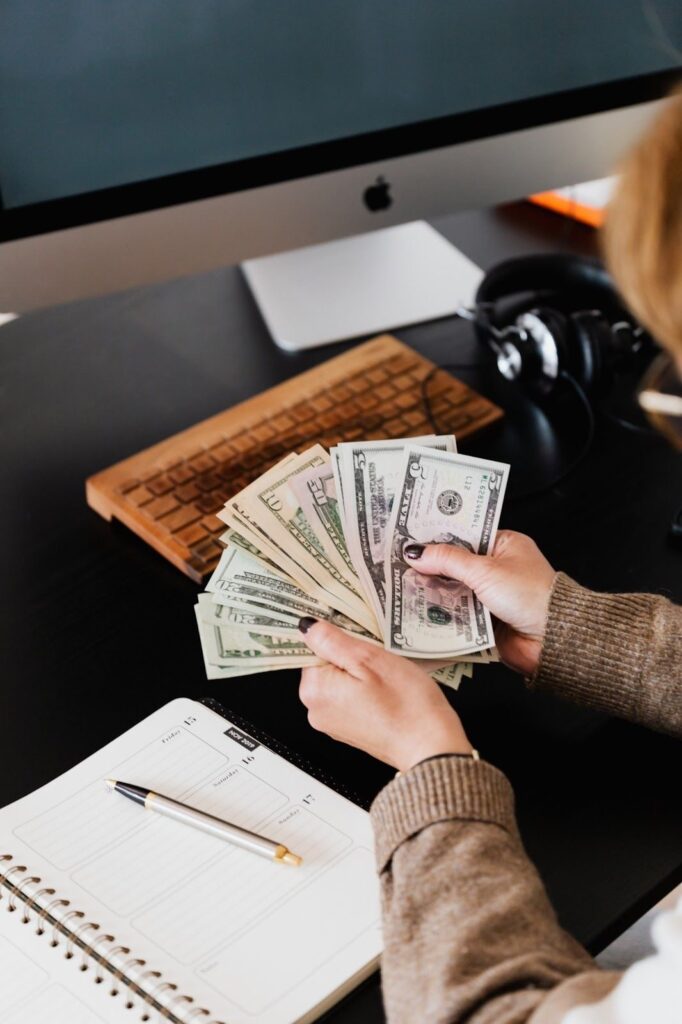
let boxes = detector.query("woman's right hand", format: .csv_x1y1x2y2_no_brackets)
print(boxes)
404,530,557,676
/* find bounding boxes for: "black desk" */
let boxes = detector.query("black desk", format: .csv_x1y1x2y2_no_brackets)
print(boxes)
2,203,681,1021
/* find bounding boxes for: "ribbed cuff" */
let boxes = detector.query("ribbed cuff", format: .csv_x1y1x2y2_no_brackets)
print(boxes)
370,755,517,873
530,572,655,719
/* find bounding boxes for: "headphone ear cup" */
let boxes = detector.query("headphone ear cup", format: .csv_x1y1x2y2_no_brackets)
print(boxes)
515,306,570,388
569,311,609,394
533,307,570,369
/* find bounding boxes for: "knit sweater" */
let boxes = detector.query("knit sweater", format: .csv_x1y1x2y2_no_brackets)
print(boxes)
370,573,682,1023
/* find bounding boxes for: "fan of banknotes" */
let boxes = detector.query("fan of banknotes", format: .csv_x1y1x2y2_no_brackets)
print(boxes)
194,435,510,689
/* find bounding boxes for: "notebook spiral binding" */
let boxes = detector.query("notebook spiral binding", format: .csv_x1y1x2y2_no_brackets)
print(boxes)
0,854,225,1024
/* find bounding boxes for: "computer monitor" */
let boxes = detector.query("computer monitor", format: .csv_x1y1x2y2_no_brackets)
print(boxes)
0,1,679,345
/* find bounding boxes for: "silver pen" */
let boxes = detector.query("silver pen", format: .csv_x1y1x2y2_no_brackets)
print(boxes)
105,779,302,866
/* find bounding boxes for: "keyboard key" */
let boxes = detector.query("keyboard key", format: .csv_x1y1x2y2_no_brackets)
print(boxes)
209,440,236,460
157,457,183,472
403,409,426,428
187,553,207,574
358,392,379,410
196,494,220,514
216,462,243,482
260,443,286,461
147,475,175,496
145,495,180,520
190,453,217,474
395,391,417,410
117,478,140,494
212,488,232,504
251,423,276,443
231,433,254,453
391,354,414,372
290,403,312,424
343,426,364,440
175,482,201,503
202,514,224,534
195,472,224,492
427,372,461,398
271,413,296,432
169,465,195,484
158,504,203,533
177,523,209,547
192,536,222,560
310,393,333,412
125,486,154,507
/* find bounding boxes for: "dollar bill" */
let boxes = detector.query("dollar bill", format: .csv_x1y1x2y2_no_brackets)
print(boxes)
431,661,473,689
196,593,303,636
206,545,380,638
218,451,369,625
329,447,347,529
384,446,509,658
338,435,457,622
198,617,320,667
207,544,329,608
221,496,354,616
194,608,317,678
218,527,289,578
242,446,377,631
218,454,337,599
288,461,357,581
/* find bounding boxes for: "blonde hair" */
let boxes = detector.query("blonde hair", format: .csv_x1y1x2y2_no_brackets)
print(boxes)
603,88,682,360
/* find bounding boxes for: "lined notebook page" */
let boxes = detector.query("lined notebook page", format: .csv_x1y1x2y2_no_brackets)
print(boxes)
0,698,381,1024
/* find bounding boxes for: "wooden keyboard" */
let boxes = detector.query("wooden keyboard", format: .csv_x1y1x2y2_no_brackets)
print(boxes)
86,335,503,582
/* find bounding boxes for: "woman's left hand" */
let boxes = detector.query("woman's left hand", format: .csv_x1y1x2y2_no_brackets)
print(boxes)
298,618,472,772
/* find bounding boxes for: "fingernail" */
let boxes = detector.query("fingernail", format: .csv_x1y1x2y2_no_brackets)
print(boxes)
298,616,318,634
404,544,424,560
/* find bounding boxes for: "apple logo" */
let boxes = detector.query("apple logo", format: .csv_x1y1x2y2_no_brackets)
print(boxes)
363,176,392,212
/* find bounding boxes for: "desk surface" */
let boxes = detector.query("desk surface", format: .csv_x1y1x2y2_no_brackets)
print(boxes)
2,203,681,1022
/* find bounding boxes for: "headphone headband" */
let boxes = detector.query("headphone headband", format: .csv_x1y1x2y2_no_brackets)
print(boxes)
475,253,616,310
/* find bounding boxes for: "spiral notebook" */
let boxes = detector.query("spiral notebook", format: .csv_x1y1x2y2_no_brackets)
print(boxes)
0,698,381,1024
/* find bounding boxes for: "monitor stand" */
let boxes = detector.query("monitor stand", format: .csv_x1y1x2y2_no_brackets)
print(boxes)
241,220,484,352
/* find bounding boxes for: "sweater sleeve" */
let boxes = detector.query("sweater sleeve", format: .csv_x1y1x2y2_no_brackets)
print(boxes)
529,574,682,737
371,755,619,1024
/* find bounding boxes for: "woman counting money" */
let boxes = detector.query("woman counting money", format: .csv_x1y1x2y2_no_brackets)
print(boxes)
297,93,682,1023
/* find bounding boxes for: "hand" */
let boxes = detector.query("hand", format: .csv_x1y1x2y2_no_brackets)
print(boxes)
298,620,472,772
404,530,556,676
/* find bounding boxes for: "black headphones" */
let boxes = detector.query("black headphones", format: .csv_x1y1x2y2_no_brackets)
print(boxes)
470,253,651,397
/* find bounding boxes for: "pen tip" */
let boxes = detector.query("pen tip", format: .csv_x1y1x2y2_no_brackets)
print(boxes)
104,778,116,790
282,851,303,867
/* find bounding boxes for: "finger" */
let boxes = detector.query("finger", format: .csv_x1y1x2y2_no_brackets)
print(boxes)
404,542,489,587
298,619,384,676
490,529,524,555
299,663,353,735
298,663,347,708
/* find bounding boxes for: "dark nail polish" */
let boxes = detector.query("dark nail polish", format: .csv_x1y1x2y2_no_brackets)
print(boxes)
404,544,424,560
298,616,318,634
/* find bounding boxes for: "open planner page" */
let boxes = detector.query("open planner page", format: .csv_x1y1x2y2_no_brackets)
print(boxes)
0,698,382,1024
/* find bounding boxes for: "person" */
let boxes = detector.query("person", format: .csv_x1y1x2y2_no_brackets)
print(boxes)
297,91,682,1024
